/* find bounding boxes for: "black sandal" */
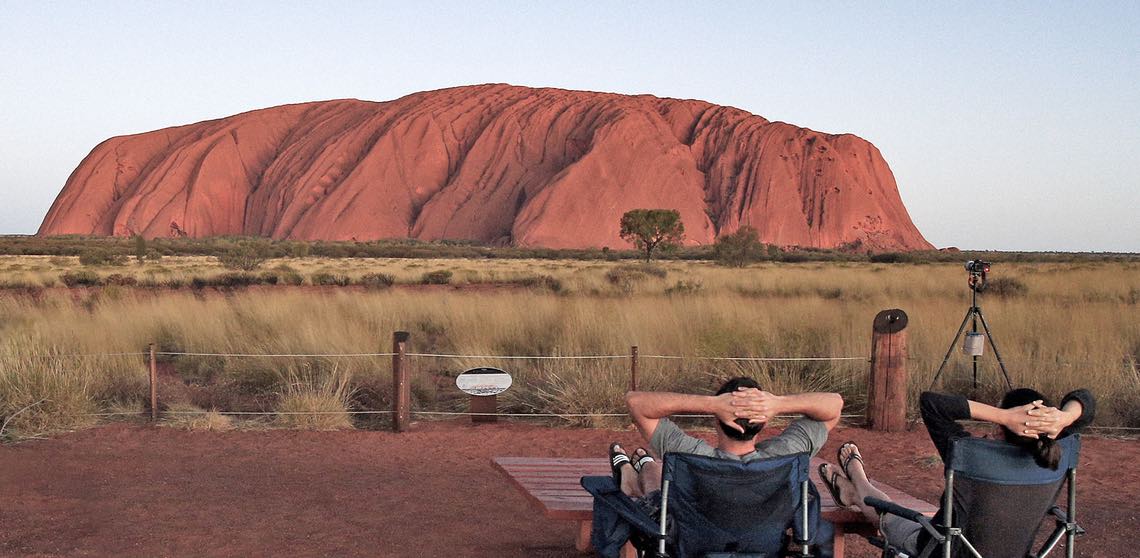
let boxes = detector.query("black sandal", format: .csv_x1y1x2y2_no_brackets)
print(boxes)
631,448,656,473
609,442,632,483
817,463,848,507
837,441,865,478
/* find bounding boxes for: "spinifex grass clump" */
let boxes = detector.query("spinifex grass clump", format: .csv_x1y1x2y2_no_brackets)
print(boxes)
0,338,98,440
161,403,233,431
275,366,355,430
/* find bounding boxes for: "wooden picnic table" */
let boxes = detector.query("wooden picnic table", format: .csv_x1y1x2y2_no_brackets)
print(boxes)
492,456,937,557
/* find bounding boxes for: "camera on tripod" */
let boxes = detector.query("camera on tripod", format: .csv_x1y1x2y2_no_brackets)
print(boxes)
965,260,990,292
932,258,1012,390
965,260,991,274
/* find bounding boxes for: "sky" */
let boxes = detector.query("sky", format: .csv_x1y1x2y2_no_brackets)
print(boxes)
1,2,1137,252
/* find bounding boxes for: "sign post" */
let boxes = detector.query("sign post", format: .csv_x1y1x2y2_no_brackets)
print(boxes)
456,367,512,424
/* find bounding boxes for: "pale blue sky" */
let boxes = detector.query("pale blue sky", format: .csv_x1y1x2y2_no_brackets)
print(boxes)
2,2,1137,251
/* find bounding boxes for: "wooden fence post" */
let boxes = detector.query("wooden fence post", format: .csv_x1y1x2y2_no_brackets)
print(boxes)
148,343,158,421
392,331,410,432
867,309,908,432
630,345,639,392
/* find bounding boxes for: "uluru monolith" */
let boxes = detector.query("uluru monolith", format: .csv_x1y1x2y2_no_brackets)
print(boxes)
39,84,932,250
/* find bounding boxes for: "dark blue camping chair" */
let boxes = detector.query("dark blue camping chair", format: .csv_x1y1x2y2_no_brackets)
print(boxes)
865,435,1084,558
581,452,823,558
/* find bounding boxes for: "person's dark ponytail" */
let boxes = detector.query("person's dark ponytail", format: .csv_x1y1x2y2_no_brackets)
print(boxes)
1000,387,1062,470
1032,436,1061,470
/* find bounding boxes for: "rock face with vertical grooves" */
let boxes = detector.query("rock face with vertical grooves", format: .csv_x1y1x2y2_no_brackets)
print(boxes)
39,84,932,250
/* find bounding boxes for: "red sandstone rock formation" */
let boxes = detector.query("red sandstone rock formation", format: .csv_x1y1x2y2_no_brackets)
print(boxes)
39,84,932,250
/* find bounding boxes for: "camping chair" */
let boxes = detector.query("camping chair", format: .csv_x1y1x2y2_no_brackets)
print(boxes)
581,452,822,558
864,435,1083,558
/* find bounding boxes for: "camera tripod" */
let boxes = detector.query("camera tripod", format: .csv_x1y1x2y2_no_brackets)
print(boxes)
930,268,1013,390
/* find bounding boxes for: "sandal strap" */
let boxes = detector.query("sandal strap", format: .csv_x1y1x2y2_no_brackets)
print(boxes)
633,454,655,471
612,454,631,467
839,444,864,476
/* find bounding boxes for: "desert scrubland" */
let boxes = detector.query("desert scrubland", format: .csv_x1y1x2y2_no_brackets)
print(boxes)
1,256,1137,441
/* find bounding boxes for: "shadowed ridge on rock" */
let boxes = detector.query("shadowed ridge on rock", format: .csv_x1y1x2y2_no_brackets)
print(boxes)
39,84,933,250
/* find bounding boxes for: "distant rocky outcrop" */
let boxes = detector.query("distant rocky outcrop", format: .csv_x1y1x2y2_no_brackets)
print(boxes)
39,84,932,250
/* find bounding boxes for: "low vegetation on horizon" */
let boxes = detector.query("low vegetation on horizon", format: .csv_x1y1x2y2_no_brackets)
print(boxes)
1,236,1137,441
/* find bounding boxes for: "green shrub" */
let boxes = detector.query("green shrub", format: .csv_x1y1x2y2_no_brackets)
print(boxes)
311,272,351,286
217,245,269,271
869,252,910,264
216,272,260,287
289,242,311,258
279,272,305,286
104,273,138,286
714,226,764,267
78,248,126,266
258,272,280,285
985,276,1028,298
358,273,395,289
60,270,101,287
188,273,260,289
420,270,453,285
506,275,563,293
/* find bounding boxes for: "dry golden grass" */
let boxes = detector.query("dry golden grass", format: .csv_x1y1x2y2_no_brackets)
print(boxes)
274,367,355,430
1,258,1137,439
160,403,233,431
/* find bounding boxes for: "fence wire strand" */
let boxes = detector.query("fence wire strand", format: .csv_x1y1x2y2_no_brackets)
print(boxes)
23,350,868,361
157,351,397,358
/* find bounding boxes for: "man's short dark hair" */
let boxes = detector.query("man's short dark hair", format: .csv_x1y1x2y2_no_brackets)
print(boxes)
716,377,764,441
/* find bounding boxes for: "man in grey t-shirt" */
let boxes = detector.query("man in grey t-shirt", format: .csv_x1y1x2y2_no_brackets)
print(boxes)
614,377,842,499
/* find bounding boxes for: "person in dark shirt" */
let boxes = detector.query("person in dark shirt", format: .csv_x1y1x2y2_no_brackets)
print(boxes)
818,388,1095,555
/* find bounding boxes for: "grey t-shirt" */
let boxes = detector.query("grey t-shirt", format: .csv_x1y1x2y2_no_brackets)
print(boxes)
650,417,828,461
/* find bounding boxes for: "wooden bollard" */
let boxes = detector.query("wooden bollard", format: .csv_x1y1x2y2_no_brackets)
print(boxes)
629,345,639,392
148,343,158,421
392,331,410,432
867,309,909,432
470,394,498,424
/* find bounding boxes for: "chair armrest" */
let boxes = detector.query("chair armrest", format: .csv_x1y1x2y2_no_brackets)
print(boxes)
1047,505,1069,523
1047,505,1086,535
863,497,925,523
864,497,944,542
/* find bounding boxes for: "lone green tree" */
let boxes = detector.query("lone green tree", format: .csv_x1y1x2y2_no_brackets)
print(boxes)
619,209,685,262
714,225,764,267
133,234,147,264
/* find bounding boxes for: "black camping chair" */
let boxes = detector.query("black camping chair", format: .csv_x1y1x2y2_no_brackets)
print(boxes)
865,435,1083,558
582,452,823,558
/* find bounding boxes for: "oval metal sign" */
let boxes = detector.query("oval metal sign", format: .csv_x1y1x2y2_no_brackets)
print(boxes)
456,367,512,396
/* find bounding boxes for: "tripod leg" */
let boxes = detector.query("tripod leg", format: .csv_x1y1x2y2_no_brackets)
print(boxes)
931,310,974,388
976,310,1013,389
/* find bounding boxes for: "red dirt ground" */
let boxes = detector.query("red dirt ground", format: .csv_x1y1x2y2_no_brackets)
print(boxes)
1,421,1136,557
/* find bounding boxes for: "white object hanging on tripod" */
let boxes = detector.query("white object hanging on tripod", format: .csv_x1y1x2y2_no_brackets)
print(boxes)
962,332,985,356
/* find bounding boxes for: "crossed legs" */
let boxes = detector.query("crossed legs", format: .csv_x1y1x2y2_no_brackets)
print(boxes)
821,443,923,554
821,443,891,523
613,443,661,498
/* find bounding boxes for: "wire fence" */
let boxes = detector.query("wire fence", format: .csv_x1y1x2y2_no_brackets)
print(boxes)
24,350,1133,369
10,347,1137,434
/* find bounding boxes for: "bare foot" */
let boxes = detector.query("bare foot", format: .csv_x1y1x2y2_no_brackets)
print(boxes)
631,447,655,472
610,443,639,497
819,463,859,509
839,441,868,482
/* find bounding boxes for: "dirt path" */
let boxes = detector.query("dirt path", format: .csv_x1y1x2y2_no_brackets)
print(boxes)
2,422,1136,557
